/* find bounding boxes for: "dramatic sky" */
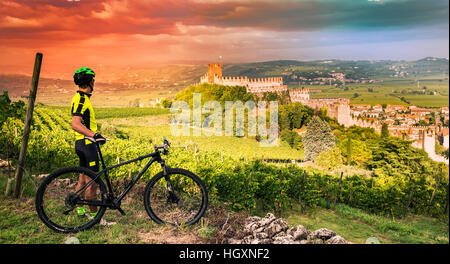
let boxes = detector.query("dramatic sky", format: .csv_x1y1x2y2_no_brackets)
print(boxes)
0,0,448,77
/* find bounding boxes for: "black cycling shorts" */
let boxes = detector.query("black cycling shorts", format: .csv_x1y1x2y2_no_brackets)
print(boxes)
75,139,100,172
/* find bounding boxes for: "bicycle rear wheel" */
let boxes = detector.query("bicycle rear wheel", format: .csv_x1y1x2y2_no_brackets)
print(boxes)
35,166,107,233
144,168,208,226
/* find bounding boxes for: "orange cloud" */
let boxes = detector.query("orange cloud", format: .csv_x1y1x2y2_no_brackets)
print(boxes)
0,0,447,76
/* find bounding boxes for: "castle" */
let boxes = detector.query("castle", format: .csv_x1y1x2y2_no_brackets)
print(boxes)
289,88,352,127
199,63,287,94
200,63,351,127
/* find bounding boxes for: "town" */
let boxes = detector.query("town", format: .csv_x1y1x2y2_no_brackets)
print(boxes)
200,63,449,164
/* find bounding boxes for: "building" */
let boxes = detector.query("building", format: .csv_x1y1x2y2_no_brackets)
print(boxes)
200,63,287,94
438,127,449,150
289,88,352,127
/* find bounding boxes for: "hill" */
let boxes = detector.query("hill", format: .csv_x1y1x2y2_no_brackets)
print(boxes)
0,58,447,107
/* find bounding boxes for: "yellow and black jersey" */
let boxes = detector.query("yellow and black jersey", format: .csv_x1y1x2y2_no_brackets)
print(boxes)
70,90,98,142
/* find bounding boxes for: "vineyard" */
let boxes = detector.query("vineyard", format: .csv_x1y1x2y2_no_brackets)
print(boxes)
0,105,448,222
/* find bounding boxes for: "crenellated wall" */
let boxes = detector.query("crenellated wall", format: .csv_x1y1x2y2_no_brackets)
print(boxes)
200,63,287,94
289,88,310,101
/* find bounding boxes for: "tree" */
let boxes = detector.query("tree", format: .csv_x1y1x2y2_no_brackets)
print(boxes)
280,129,302,149
381,123,389,138
278,103,313,130
303,116,335,161
161,98,172,108
442,149,449,160
315,147,343,171
338,137,372,167
0,91,26,125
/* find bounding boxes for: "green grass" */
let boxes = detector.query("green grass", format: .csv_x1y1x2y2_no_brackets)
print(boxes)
400,94,449,108
42,105,170,119
0,170,208,244
104,123,304,160
0,195,156,244
284,203,449,244
304,77,449,107
1,169,447,244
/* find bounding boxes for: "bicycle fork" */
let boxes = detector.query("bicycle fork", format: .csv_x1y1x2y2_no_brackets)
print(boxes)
161,161,179,204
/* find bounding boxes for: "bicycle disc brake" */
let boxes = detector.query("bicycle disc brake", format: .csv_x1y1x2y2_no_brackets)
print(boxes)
63,193,80,215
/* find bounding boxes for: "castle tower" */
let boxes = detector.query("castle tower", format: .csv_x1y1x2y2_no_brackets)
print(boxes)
208,63,222,83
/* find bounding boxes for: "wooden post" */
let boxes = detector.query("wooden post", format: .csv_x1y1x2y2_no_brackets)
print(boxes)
13,52,43,198
332,172,343,210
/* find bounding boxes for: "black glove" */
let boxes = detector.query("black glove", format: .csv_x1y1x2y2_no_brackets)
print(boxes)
93,133,107,145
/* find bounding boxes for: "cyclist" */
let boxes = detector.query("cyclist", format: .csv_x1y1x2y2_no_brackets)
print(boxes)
70,67,114,226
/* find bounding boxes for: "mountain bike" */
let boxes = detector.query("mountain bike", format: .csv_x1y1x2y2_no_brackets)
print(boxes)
35,137,208,233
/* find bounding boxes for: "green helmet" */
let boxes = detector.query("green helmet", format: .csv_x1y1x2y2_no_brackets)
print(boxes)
73,67,95,86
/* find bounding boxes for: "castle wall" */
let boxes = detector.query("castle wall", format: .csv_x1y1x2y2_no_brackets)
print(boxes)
200,63,287,94
289,88,310,101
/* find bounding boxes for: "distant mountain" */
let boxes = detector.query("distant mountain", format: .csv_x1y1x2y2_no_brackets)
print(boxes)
222,58,449,79
1,58,447,98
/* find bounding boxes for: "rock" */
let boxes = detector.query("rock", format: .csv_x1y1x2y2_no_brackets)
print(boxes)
308,238,324,244
245,216,261,224
259,213,276,227
227,238,242,244
242,235,254,244
288,225,311,241
273,234,294,244
310,228,336,240
0,160,15,172
36,174,49,180
253,231,269,240
326,235,347,244
266,218,289,238
225,213,346,245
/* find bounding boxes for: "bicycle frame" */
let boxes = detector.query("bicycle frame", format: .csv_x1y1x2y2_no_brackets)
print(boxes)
75,141,169,212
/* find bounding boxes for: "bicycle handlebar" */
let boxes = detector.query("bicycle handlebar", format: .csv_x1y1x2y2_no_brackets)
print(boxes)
84,136,111,143
85,136,171,154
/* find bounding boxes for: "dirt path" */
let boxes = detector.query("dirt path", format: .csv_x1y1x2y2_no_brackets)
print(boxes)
137,225,208,244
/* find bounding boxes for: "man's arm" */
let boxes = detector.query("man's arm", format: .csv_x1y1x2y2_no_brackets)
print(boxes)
71,116,96,137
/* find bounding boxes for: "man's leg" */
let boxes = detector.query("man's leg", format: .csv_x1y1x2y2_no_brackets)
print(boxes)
75,173,86,199
85,178,98,213
75,174,98,212
75,174,87,215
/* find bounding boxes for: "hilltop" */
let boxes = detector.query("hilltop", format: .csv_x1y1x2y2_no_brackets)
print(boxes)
0,57,447,107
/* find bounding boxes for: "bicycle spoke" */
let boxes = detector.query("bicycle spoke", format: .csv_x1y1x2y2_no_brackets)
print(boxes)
148,172,205,225
37,168,106,232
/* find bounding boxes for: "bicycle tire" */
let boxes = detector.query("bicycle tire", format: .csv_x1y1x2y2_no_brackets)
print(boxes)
35,166,107,233
143,168,208,226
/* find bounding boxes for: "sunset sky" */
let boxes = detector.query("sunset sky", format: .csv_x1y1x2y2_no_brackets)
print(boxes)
0,0,448,78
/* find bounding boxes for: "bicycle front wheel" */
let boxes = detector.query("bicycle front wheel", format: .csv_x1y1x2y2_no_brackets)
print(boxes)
144,168,208,226
35,166,107,233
